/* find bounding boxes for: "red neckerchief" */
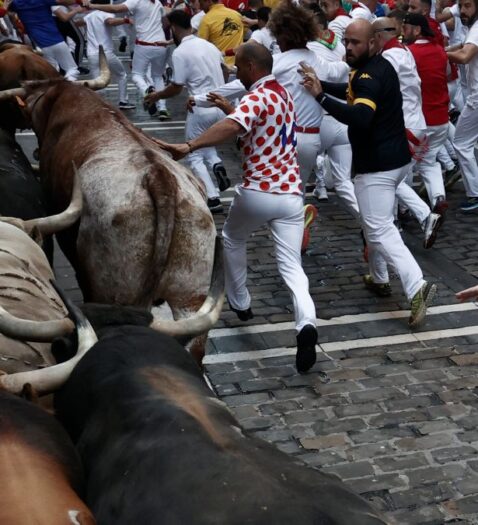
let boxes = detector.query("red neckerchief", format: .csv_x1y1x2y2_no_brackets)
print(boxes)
382,37,406,52
263,79,288,101
333,6,350,17
351,2,363,9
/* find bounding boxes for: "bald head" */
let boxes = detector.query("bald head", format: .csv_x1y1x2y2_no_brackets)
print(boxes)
372,17,399,49
344,20,376,68
235,42,273,90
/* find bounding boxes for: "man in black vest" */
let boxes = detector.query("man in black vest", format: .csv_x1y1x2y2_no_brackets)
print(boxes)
301,19,436,327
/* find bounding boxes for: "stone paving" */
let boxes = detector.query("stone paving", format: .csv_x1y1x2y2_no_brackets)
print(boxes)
18,57,478,524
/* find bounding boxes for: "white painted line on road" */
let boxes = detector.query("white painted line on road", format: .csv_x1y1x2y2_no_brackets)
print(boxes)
141,126,185,131
134,121,186,126
204,322,478,364
208,302,478,338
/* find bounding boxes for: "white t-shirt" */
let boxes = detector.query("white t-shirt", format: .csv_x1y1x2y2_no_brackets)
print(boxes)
350,2,376,22
382,44,426,130
124,0,165,43
328,14,352,40
465,20,478,107
250,27,280,55
191,10,205,32
227,74,302,195
446,4,467,47
171,34,224,95
84,11,114,55
307,34,347,69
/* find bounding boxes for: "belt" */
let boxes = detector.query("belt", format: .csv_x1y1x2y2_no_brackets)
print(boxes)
295,126,320,134
135,39,167,47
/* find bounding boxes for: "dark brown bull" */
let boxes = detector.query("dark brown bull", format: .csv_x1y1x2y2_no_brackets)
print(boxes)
0,40,60,133
0,50,221,363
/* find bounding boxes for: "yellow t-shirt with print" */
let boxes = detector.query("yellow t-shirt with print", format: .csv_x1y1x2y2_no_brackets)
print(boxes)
198,3,244,66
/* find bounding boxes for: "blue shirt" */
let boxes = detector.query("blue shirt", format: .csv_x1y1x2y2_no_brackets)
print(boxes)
10,0,64,47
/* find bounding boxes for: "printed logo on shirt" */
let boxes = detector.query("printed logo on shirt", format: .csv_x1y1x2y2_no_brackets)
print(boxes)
221,17,241,35
359,73,372,79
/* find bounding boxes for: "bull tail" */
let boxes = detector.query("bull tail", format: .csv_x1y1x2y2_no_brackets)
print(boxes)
141,159,177,304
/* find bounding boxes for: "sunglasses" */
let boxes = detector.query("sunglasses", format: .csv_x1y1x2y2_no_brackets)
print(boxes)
374,27,397,32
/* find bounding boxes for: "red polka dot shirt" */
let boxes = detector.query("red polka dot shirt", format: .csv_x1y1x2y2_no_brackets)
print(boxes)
226,74,302,195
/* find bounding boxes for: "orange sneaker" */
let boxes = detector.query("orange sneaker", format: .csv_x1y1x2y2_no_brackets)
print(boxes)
301,204,318,254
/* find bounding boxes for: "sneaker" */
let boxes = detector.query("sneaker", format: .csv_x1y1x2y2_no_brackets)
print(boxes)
363,274,392,297
212,163,231,192
229,304,254,322
207,198,223,214
422,212,441,249
296,324,318,374
158,109,171,121
118,101,136,110
301,204,318,254
443,164,461,191
409,281,437,327
119,36,127,53
432,196,448,220
144,86,157,116
313,186,328,202
460,197,478,212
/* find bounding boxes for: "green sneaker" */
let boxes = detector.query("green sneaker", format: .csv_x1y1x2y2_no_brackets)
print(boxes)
409,282,437,327
363,274,392,297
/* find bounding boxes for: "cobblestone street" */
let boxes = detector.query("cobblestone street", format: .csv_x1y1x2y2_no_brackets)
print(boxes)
17,67,478,524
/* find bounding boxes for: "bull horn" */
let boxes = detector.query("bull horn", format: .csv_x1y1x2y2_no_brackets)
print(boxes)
0,86,26,101
0,286,97,395
23,161,82,236
72,45,110,90
0,307,74,342
150,237,225,337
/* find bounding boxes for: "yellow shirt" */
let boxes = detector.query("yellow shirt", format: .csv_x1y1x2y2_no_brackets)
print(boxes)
198,3,244,66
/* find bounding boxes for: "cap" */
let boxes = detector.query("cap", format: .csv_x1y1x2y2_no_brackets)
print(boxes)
403,13,435,37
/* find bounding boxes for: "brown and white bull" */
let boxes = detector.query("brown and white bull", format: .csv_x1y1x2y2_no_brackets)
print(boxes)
0,49,220,363
0,40,60,133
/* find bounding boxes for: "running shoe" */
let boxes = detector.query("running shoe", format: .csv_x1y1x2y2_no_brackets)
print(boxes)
460,197,478,212
443,164,461,190
143,86,157,116
212,163,231,192
313,186,328,202
207,198,223,214
409,281,437,327
363,274,392,297
296,324,318,374
158,109,171,121
301,204,318,254
118,101,136,110
422,212,441,249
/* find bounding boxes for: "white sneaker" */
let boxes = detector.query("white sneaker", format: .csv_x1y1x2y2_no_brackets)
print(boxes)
313,186,328,202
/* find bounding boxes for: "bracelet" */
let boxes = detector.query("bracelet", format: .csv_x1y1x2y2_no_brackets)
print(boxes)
316,92,326,104
186,141,194,153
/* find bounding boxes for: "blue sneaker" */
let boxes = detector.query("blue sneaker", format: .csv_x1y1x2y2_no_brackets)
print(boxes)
460,197,478,212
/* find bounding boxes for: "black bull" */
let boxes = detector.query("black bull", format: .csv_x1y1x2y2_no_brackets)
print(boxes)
54,326,389,525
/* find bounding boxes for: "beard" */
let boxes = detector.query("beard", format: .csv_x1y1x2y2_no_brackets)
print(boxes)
461,13,477,26
346,48,370,68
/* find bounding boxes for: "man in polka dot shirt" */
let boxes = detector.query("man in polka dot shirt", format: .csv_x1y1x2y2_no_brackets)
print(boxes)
162,42,319,374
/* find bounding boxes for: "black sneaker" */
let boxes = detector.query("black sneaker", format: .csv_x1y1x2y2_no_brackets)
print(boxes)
119,36,127,53
207,198,223,214
158,109,171,121
460,197,478,212
212,163,231,192
144,86,157,116
296,324,317,374
443,164,461,191
229,304,254,321
118,101,136,110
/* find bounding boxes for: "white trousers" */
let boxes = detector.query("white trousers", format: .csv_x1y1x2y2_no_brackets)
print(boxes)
185,106,223,199
416,123,448,207
396,128,430,225
223,186,317,331
318,114,359,218
42,41,79,80
132,44,168,110
355,164,425,300
88,51,129,104
297,131,321,189
454,104,478,198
